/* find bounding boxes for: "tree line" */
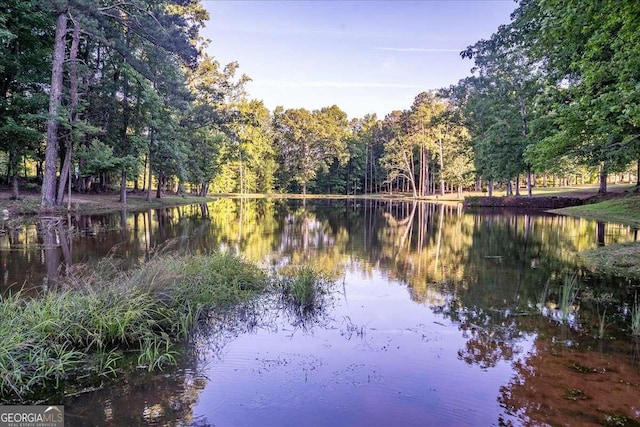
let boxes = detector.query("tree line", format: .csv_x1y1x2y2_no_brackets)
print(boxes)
1,0,639,207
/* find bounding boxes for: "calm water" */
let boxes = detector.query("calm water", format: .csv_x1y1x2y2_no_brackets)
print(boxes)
2,198,640,426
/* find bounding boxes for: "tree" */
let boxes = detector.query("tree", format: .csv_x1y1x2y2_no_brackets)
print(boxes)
507,0,640,193
39,0,203,207
461,25,543,197
183,56,253,195
274,105,349,195
435,99,474,198
0,0,52,199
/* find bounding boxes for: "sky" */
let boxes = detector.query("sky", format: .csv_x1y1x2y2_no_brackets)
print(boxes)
200,1,517,119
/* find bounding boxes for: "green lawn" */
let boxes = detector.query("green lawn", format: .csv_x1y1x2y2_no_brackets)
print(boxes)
550,194,640,228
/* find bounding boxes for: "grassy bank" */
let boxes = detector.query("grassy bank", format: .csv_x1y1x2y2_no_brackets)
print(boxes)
580,242,640,280
1,191,212,216
0,252,269,403
549,194,640,227
549,194,640,280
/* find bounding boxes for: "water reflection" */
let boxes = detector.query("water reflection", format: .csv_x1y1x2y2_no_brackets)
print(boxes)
2,199,637,294
3,199,640,425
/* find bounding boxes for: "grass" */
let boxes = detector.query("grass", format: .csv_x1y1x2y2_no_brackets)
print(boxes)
0,252,269,403
632,295,640,337
0,190,212,216
597,307,609,339
550,194,640,228
276,265,333,316
536,281,550,313
580,242,640,280
559,273,580,322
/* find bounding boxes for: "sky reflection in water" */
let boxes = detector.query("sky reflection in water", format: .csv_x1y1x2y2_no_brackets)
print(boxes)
191,268,535,426
4,199,639,425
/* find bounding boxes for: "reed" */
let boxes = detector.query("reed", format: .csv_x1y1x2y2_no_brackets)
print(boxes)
558,273,580,322
536,280,550,313
277,265,331,313
632,296,640,337
597,307,608,339
0,252,269,402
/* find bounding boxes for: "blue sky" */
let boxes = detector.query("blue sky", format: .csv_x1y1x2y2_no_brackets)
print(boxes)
200,1,516,119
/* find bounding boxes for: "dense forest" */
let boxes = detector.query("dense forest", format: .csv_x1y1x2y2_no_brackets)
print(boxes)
1,0,639,207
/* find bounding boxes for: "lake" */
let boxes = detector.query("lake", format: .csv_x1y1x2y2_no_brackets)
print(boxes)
1,198,639,426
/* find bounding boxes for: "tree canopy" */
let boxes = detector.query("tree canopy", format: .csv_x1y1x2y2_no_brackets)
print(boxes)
1,0,637,202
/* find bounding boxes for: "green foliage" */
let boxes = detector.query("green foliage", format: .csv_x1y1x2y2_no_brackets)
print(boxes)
276,265,334,316
76,139,130,176
509,0,640,189
0,252,269,402
558,273,580,322
274,105,349,194
0,0,52,197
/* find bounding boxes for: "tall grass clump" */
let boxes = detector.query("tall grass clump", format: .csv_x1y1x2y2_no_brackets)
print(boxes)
558,272,580,322
536,281,550,313
276,265,333,315
632,294,640,337
0,252,269,403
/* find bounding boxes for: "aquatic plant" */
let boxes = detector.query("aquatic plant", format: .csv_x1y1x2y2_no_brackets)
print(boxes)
558,273,580,322
0,252,269,403
597,307,608,339
536,280,550,313
276,265,333,315
632,297,640,337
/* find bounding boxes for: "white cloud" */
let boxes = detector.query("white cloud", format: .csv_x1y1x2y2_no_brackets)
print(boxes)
254,80,424,89
374,47,461,53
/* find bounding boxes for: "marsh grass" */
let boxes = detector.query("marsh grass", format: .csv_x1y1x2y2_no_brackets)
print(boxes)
632,295,640,337
0,252,269,402
597,307,608,339
559,273,580,322
276,265,331,312
536,281,550,313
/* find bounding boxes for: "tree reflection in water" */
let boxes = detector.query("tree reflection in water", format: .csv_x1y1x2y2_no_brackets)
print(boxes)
65,271,338,426
431,281,640,426
5,198,640,425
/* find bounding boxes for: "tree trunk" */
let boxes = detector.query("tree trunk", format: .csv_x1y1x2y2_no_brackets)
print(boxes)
364,145,368,195
120,170,127,204
200,181,209,197
11,174,19,200
56,19,80,208
119,44,130,203
410,175,417,198
156,172,163,199
636,159,640,191
515,174,521,196
598,164,608,193
146,157,153,202
526,168,532,197
438,139,445,196
8,151,19,199
488,179,493,197
42,12,68,208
